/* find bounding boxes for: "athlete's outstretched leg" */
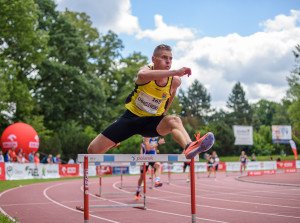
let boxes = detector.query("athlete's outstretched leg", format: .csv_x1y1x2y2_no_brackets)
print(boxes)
87,133,115,154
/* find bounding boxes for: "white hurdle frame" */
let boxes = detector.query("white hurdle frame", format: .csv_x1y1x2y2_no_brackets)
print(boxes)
76,154,198,223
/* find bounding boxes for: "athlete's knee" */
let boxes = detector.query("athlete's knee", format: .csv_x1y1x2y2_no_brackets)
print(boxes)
166,115,182,126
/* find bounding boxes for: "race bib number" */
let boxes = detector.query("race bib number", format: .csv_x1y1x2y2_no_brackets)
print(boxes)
135,91,162,114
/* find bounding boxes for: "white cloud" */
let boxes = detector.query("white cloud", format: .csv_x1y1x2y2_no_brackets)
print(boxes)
136,15,196,41
173,10,300,109
55,0,140,34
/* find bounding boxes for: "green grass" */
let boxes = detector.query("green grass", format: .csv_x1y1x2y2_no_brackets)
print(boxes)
0,213,17,223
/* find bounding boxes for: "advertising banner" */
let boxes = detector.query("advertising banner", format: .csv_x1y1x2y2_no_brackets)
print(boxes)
217,162,226,171
296,160,300,169
113,166,129,174
5,163,59,180
225,162,241,172
272,125,292,144
194,162,207,172
233,126,253,145
59,164,79,177
276,161,296,169
0,162,5,180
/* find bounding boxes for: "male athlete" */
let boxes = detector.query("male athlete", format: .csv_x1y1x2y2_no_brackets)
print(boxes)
136,137,164,200
87,44,215,159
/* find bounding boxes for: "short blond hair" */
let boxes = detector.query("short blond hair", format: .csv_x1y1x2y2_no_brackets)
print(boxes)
153,44,172,56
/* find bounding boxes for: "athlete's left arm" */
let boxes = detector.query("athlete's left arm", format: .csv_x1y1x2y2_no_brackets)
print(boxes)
163,76,181,115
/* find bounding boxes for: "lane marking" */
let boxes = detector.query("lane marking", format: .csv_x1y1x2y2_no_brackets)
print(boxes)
43,182,120,223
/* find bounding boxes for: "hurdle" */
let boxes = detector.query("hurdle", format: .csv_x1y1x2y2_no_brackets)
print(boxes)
76,154,199,223
95,162,140,197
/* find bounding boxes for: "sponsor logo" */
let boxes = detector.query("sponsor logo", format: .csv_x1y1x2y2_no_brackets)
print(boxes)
25,166,39,177
131,155,154,161
2,134,18,148
67,167,76,174
84,169,88,188
162,93,167,99
6,166,13,177
29,135,39,148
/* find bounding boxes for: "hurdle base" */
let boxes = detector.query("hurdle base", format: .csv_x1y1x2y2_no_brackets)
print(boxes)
95,192,135,197
76,206,85,212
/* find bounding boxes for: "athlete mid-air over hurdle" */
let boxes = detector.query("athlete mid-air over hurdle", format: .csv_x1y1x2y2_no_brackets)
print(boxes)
87,44,215,163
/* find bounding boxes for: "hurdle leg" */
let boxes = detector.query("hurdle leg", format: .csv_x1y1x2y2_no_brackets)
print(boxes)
99,165,102,196
168,163,171,184
84,156,89,223
120,166,123,189
190,158,196,223
143,163,147,210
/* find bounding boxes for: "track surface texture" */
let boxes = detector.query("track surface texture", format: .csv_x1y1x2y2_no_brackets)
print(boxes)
1,172,300,223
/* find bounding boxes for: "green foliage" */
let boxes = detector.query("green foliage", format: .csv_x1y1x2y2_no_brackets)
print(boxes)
111,135,143,154
226,82,252,125
179,79,211,124
252,125,275,155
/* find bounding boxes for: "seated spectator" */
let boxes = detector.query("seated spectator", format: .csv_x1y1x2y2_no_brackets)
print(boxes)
277,156,281,161
0,151,4,162
34,153,40,163
269,156,273,161
251,153,256,161
53,154,61,164
28,151,35,163
68,157,75,164
9,146,16,162
4,149,11,162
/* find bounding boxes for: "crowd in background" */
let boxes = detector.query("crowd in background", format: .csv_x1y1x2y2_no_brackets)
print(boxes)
0,147,76,164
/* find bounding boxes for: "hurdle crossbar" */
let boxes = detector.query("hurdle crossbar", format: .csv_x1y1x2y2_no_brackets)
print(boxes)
76,154,198,223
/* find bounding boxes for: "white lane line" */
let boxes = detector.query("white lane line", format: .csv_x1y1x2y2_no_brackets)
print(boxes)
43,182,120,223
111,181,229,223
155,184,300,210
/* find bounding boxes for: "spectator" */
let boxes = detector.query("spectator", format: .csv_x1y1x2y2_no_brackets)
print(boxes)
9,146,16,162
269,156,273,161
41,154,53,164
0,151,4,162
280,149,286,157
53,154,61,164
68,157,75,164
277,156,281,161
22,153,28,163
16,152,23,163
4,149,11,162
28,151,35,163
34,153,40,163
251,153,256,161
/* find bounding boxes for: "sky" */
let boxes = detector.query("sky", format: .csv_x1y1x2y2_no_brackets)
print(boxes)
55,0,300,110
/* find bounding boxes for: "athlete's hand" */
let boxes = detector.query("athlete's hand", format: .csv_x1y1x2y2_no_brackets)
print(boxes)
158,138,165,145
175,67,191,77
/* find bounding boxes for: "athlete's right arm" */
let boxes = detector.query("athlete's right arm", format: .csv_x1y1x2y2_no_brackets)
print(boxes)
143,137,159,152
136,66,191,84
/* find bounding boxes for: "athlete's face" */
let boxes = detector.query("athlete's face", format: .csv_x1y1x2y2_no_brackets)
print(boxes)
152,50,172,70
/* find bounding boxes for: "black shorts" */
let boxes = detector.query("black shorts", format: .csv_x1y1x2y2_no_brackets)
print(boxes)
183,162,190,171
102,110,165,143
215,164,219,171
140,162,156,173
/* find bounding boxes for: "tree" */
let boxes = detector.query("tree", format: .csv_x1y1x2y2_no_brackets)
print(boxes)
252,125,275,155
226,82,252,125
287,44,300,140
179,79,211,124
0,0,48,122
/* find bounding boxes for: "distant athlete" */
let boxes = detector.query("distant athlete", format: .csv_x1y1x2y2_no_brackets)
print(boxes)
239,151,248,174
87,44,215,160
136,137,165,200
207,154,215,177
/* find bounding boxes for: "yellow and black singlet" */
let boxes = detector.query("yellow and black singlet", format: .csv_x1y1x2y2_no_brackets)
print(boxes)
125,66,173,117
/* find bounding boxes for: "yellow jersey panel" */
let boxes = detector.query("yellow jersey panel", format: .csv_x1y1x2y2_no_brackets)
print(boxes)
125,68,173,117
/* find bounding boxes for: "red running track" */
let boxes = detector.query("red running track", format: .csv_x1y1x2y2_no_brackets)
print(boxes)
1,172,300,223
